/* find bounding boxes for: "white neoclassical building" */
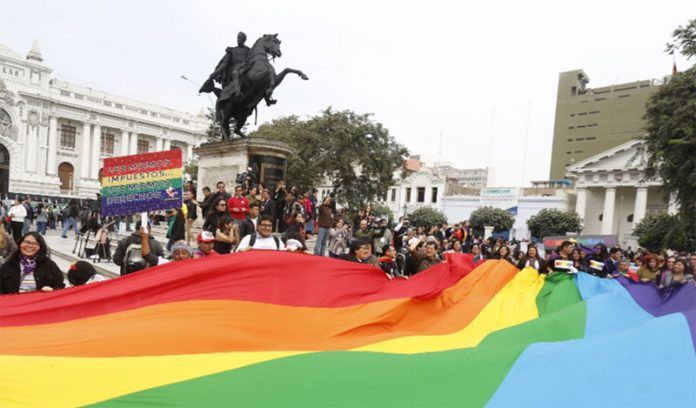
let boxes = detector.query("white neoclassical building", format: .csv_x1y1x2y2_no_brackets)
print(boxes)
565,139,674,248
0,41,207,200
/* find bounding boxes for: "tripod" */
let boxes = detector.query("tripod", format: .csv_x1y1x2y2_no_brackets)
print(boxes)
76,230,91,259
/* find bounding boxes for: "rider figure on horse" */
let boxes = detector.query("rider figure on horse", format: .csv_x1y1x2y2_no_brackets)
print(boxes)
199,32,250,103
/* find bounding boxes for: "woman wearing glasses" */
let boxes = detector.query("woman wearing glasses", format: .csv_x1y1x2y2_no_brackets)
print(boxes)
203,198,231,233
1,232,65,294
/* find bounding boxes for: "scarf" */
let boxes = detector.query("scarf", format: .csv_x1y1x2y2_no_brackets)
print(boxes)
19,255,37,275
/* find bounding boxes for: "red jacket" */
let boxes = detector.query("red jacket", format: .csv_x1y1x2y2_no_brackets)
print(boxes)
228,196,249,221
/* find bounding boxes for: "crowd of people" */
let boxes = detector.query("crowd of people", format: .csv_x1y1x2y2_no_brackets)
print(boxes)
1,182,694,298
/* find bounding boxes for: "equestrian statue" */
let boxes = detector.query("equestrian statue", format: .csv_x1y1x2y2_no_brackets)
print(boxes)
199,32,308,139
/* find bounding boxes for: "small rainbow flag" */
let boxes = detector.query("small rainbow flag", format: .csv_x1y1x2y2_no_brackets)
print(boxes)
1,253,694,407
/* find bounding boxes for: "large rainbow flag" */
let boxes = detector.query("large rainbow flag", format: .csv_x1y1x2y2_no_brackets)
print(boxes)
1,253,694,407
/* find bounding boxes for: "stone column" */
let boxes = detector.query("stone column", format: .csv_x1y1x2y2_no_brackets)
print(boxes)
163,139,171,150
633,187,648,228
186,144,193,162
575,188,587,221
90,125,102,179
46,116,58,175
120,131,130,156
24,126,38,173
155,137,163,152
129,133,138,155
601,187,616,234
80,122,91,179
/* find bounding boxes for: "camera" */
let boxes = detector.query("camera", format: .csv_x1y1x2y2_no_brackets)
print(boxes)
235,167,255,185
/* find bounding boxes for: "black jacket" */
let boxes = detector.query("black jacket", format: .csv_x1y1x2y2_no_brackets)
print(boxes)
260,198,276,219
0,258,65,294
168,215,186,242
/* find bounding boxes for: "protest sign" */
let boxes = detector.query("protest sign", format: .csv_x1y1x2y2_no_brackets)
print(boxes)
100,150,183,217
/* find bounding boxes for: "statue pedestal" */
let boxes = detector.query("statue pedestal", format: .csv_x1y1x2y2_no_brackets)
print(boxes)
193,138,293,197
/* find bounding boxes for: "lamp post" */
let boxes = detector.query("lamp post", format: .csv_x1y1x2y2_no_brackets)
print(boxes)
180,75,215,109
181,74,218,139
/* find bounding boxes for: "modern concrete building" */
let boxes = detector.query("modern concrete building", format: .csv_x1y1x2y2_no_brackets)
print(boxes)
549,69,662,180
0,41,207,200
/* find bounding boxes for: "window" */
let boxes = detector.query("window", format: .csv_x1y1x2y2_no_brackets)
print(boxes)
586,136,596,140
391,188,396,202
59,125,76,149
431,187,438,203
595,97,606,101
101,133,115,155
417,187,425,203
137,139,150,154
405,187,412,203
618,94,631,98
58,162,74,191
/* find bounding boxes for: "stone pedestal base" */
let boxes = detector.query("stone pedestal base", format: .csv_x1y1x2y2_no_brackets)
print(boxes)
193,138,293,197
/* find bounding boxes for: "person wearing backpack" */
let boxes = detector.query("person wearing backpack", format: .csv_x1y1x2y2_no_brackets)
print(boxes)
61,199,81,238
112,220,164,275
236,215,285,251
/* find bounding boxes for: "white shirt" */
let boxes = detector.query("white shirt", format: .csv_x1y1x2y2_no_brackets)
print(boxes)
9,204,27,223
236,234,286,251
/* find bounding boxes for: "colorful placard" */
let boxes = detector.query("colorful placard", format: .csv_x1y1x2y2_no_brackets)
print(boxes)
100,150,183,217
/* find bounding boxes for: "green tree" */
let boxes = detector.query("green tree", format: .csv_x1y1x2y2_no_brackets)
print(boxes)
469,207,515,234
408,207,447,228
641,19,696,249
204,107,220,142
665,19,696,58
370,203,395,223
184,157,198,184
632,212,694,252
526,209,582,239
251,107,409,209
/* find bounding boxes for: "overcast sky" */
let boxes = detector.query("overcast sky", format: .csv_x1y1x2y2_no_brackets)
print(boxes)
4,1,694,186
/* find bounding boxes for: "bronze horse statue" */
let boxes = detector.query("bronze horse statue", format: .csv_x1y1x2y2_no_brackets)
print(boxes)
207,34,308,139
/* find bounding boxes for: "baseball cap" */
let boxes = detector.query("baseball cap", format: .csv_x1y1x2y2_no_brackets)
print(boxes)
197,231,215,243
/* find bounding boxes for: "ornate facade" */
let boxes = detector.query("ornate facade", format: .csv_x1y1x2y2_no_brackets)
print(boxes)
0,41,207,200
565,139,674,248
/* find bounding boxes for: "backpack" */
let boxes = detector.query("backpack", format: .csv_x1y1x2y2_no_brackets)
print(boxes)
123,243,147,275
248,234,280,249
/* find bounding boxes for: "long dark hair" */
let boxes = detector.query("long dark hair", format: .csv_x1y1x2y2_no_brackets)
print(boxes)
213,198,227,214
6,232,50,265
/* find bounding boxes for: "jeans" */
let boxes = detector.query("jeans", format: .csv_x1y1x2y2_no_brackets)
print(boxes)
36,221,47,235
22,219,31,235
314,227,330,256
61,217,79,237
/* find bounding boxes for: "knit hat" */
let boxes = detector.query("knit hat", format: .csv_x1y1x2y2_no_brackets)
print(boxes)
170,241,193,257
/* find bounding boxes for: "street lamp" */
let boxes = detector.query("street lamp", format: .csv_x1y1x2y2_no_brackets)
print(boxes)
180,75,215,108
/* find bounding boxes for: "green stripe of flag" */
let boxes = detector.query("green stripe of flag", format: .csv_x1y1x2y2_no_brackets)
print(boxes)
92,301,586,407
101,178,182,198
535,273,582,316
